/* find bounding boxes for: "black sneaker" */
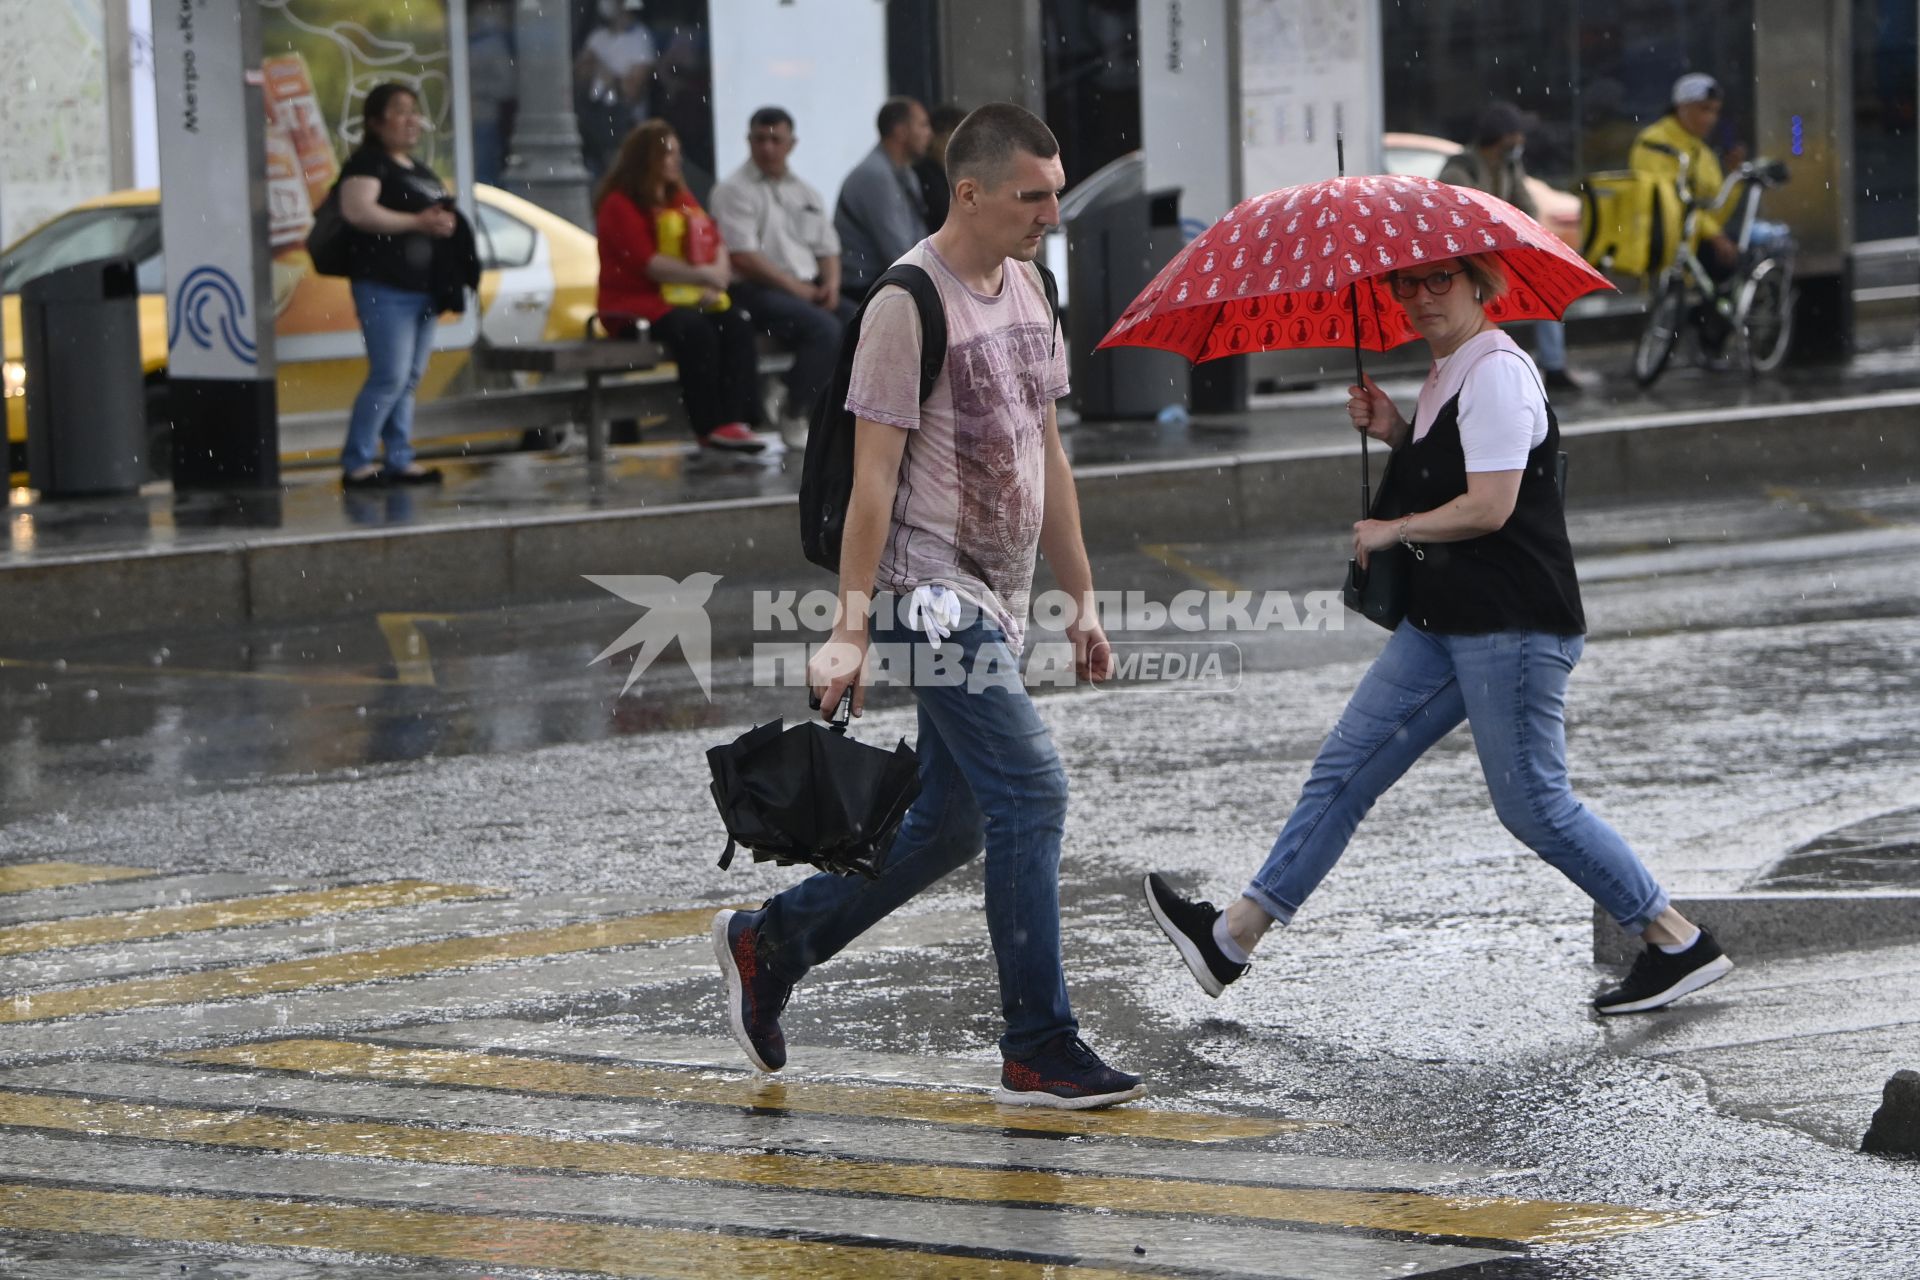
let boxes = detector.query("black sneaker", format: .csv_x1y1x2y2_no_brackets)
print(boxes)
1142,872,1247,998
713,907,791,1071
992,1033,1146,1110
1593,927,1734,1015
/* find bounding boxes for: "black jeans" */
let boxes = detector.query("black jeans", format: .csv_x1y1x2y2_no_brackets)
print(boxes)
648,306,763,438
731,281,857,420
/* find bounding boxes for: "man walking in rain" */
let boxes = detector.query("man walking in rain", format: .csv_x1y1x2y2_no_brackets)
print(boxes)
713,104,1146,1109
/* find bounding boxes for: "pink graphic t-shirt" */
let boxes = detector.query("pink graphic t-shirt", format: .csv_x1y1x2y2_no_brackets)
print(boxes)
845,241,1070,649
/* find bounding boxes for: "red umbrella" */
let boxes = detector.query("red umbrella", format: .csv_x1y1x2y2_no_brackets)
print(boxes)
1096,174,1614,363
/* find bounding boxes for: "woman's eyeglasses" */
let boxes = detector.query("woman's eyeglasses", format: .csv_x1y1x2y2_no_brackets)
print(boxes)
1389,269,1465,299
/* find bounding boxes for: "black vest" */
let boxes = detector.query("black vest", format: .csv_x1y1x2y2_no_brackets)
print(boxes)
1389,356,1586,636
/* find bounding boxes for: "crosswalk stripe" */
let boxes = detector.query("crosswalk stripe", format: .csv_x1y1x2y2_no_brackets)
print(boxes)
188,1038,1328,1144
0,862,151,894
0,909,726,1024
0,1181,1145,1280
0,880,503,958
0,873,321,927
0,1058,1506,1191
0,1088,1682,1244
0,1130,1510,1277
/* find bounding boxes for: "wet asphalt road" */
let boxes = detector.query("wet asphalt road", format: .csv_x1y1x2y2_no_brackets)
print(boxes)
2,478,1919,1277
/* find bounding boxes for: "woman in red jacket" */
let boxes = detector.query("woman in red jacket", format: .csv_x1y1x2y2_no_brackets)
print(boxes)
595,120,766,452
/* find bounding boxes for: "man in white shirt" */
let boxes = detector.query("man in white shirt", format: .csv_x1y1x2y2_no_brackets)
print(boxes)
574,0,655,176
710,107,855,443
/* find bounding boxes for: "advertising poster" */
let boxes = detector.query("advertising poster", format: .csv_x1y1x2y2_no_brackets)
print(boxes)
1237,0,1383,193
259,0,473,362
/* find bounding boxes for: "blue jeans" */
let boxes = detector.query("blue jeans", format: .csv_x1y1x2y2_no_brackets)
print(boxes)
760,610,1078,1059
1245,623,1671,934
344,279,438,474
1533,319,1568,374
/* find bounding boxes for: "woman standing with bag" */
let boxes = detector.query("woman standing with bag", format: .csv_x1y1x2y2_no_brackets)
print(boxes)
337,82,472,488
1143,253,1733,1018
595,120,766,453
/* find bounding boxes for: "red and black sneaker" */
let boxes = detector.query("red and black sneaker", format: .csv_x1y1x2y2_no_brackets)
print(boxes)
713,908,791,1072
991,1033,1146,1110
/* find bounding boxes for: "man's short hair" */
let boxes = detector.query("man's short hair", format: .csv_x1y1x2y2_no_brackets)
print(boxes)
944,103,1060,190
1671,73,1722,106
750,106,794,133
876,97,921,140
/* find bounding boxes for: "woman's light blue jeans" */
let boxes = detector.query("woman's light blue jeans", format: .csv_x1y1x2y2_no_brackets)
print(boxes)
1245,622,1670,934
343,279,437,474
759,608,1079,1060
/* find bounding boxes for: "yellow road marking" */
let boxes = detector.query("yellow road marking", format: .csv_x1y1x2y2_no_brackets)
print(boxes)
0,880,503,958
0,909,723,1024
0,1090,1687,1244
1139,543,1245,593
0,862,151,895
0,1182,1141,1279
376,613,455,687
184,1038,1309,1144
0,655,407,689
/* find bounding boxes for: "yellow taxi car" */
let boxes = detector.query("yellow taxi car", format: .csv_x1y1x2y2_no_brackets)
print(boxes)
4,184,600,478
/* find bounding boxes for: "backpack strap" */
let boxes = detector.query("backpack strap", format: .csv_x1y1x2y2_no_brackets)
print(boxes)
867,264,947,405
1031,258,1061,357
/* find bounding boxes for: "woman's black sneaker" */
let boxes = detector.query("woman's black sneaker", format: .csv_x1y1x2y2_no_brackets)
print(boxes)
1593,927,1733,1015
991,1033,1146,1110
1142,872,1248,998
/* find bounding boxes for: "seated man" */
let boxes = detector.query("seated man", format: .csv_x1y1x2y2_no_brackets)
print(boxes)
1630,72,1788,275
834,97,932,302
710,106,855,444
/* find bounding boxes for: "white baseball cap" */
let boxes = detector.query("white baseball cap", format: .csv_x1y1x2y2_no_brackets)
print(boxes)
1672,73,1722,106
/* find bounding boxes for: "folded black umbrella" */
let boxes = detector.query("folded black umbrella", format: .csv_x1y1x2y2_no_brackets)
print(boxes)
707,699,920,880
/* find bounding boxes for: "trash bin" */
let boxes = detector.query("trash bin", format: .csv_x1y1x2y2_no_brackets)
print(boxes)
1063,153,1190,420
22,257,147,496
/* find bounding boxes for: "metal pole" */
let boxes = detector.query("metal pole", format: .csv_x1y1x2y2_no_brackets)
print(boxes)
502,0,594,229
1338,132,1370,518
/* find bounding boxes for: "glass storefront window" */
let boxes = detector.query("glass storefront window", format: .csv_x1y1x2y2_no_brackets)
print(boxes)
1853,0,1918,243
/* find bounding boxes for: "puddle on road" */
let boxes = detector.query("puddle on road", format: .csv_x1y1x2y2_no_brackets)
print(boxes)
1755,805,1920,889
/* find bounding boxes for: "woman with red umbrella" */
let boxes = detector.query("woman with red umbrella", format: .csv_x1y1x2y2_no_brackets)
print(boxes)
1142,245,1733,1019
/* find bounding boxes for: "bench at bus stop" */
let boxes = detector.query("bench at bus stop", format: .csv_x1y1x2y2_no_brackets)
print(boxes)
478,322,793,462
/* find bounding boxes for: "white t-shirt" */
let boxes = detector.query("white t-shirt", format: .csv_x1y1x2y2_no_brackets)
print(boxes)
586,25,657,84
1410,329,1548,473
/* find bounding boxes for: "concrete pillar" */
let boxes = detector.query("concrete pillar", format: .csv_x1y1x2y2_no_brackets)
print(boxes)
938,0,1044,113
1754,0,1854,357
502,0,594,229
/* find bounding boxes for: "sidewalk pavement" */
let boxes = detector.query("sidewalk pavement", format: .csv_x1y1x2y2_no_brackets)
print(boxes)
6,331,1918,649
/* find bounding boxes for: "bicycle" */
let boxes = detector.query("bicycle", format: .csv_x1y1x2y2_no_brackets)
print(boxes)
1632,156,1795,387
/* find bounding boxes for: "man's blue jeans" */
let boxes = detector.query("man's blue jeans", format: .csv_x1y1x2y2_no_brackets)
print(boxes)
1245,623,1671,934
759,610,1078,1059
343,279,438,474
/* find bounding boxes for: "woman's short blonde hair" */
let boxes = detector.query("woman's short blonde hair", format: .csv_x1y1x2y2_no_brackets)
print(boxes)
1459,254,1509,303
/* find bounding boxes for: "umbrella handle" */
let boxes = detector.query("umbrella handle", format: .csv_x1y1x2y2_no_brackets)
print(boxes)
829,688,854,734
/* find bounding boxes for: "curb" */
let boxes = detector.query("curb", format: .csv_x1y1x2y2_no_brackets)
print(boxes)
5,390,1919,647
1592,891,1920,965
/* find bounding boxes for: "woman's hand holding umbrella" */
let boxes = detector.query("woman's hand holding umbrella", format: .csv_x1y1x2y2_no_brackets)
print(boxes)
1346,374,1408,448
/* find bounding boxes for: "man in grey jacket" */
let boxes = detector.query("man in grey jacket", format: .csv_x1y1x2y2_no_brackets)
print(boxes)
833,97,933,302
1440,102,1583,394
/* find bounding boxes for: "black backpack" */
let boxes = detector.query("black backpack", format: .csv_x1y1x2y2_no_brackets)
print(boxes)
798,258,1059,572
